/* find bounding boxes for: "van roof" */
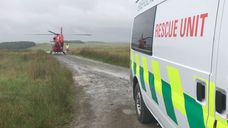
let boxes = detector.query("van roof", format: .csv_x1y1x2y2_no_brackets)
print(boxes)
136,0,166,13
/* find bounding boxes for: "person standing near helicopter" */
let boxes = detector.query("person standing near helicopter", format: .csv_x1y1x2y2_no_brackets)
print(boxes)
66,43,70,52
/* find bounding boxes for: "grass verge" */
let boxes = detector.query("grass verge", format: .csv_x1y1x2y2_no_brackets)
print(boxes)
0,50,75,128
70,43,130,67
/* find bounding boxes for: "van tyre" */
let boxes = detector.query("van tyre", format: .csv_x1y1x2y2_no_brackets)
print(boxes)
135,83,155,124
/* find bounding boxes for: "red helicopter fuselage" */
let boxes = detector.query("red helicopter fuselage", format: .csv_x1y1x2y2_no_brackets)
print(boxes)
50,28,65,54
52,34,64,53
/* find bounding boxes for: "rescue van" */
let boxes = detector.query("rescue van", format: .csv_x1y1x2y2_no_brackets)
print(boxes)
130,0,228,127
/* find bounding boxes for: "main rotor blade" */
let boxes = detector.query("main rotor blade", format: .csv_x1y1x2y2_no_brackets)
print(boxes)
72,34,92,36
27,34,54,35
48,31,58,35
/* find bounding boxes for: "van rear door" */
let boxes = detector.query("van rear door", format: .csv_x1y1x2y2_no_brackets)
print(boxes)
211,1,228,127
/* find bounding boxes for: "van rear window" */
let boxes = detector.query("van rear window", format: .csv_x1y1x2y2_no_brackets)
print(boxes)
131,6,157,55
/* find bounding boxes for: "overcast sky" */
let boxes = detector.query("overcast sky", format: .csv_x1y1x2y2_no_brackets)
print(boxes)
0,0,137,43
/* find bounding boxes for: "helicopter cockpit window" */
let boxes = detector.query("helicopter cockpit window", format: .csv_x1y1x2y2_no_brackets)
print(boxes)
131,6,157,55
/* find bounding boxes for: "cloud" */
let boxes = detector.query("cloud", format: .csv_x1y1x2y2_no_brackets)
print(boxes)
0,0,137,43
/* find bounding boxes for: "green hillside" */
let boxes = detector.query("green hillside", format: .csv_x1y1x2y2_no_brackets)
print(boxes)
64,40,85,44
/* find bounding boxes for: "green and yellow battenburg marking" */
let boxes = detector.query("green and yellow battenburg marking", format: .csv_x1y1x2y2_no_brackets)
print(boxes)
130,51,228,128
152,60,162,96
142,57,149,85
167,66,186,116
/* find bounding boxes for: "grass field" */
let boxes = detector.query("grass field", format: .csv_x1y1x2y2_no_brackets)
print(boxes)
0,50,75,128
31,42,130,67
29,43,51,51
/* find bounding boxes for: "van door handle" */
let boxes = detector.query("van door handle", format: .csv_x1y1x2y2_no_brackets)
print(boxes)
213,120,217,128
197,82,206,102
216,89,226,114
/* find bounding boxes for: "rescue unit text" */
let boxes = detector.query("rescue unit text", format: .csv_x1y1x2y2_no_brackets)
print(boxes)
155,13,208,38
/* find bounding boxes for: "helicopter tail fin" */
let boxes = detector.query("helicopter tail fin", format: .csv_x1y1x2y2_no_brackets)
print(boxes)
61,27,63,35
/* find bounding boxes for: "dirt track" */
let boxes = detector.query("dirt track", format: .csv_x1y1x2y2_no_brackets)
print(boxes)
56,55,159,128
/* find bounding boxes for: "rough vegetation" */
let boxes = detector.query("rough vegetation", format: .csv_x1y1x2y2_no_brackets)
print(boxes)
0,50,75,128
74,45,130,67
65,42,131,67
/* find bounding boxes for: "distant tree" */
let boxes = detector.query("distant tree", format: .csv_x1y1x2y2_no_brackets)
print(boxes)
0,41,36,50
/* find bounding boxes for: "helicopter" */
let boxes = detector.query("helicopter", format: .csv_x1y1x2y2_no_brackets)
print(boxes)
33,27,91,54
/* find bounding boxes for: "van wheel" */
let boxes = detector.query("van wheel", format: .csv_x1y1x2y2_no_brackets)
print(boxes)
135,83,155,124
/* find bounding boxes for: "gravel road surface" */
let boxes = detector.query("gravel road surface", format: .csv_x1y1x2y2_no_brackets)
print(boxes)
56,55,160,128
